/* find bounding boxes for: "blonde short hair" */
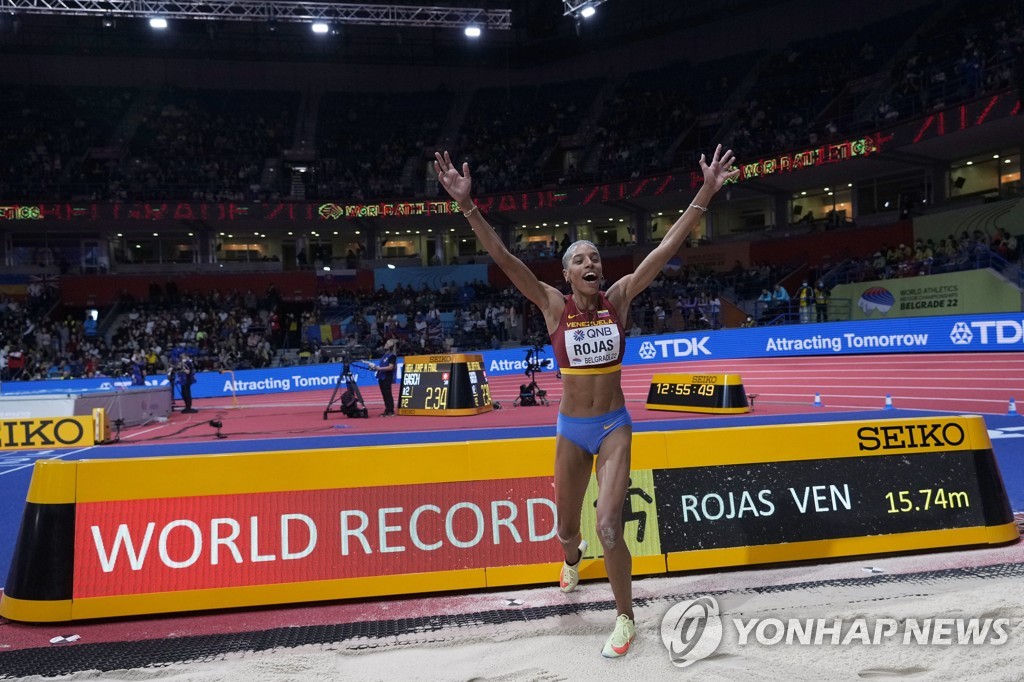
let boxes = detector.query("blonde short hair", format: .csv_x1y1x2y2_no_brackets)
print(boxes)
561,240,598,269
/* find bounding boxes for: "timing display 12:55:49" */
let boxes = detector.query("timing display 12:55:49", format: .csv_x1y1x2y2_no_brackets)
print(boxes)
654,382,716,397
885,488,970,513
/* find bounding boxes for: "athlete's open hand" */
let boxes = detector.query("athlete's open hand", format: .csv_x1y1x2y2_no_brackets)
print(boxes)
700,144,740,192
434,151,472,205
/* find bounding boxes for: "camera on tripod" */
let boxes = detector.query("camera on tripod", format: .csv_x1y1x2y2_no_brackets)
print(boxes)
321,346,369,419
321,345,370,375
167,358,183,377
515,341,552,407
524,346,552,375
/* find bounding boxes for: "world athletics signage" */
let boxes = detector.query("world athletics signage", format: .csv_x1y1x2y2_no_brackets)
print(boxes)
0,313,1020,400
833,270,1021,321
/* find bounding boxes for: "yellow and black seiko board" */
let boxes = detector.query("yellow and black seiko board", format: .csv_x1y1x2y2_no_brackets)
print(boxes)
654,416,1018,570
1,415,1015,622
646,373,749,414
0,413,103,450
398,353,492,416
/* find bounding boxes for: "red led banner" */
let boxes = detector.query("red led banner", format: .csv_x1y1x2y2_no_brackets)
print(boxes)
5,92,1018,227
0,205,42,220
317,200,459,219
686,92,1019,186
72,477,559,598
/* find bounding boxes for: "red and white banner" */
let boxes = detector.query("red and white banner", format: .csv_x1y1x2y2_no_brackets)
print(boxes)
73,477,559,598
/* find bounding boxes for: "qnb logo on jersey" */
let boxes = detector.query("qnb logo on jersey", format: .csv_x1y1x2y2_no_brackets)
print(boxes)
642,337,712,359
949,322,974,345
958,320,1024,346
857,287,895,316
572,326,612,342
661,596,724,667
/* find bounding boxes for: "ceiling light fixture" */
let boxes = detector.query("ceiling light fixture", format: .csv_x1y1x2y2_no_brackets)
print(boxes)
562,1,608,17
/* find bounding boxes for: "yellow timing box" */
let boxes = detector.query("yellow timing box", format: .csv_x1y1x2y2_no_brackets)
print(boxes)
398,353,492,416
646,373,749,414
0,414,1015,622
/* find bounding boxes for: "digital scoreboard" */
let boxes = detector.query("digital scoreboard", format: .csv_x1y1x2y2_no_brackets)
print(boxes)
398,353,493,416
646,373,749,414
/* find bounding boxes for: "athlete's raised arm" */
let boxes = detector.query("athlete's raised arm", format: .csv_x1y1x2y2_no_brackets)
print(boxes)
434,151,564,317
608,145,739,309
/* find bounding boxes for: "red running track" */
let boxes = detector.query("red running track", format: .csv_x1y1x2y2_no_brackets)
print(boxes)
114,352,1024,445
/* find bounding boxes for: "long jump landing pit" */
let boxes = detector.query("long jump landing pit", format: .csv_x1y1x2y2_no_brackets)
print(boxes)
0,543,1021,680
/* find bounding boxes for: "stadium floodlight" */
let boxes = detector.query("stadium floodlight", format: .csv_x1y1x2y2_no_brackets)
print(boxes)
148,16,167,28
562,0,607,17
464,24,481,37
311,21,328,33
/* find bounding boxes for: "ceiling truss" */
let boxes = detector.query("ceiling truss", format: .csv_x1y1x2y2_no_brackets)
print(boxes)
560,0,606,16
0,1,512,29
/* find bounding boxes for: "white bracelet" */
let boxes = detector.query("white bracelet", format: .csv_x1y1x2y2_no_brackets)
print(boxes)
689,203,708,213
462,205,479,218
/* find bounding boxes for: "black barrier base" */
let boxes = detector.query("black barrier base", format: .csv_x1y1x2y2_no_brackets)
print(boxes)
2,561,1022,679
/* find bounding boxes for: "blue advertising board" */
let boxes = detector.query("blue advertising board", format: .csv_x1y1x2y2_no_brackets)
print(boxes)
2,313,1021,399
0,363,375,400
483,311,1023,377
614,311,1023,367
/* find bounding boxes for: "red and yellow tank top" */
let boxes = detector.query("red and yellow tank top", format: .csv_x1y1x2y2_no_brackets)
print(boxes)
550,293,625,375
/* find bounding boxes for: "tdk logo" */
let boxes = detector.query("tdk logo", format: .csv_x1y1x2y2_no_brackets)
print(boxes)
952,321,1024,346
640,337,712,359
949,322,973,345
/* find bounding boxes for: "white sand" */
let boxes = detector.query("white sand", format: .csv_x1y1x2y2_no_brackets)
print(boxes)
25,550,1024,682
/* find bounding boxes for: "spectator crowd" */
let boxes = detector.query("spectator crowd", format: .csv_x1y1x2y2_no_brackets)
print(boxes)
1,2,1019,204
2,219,1020,384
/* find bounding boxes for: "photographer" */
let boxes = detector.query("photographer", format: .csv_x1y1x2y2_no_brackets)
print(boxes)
128,354,146,386
175,352,197,414
368,338,397,417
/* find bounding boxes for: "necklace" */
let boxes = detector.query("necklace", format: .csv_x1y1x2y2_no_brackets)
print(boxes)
572,295,597,319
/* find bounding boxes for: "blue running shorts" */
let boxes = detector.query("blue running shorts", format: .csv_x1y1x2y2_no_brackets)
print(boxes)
556,406,632,456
